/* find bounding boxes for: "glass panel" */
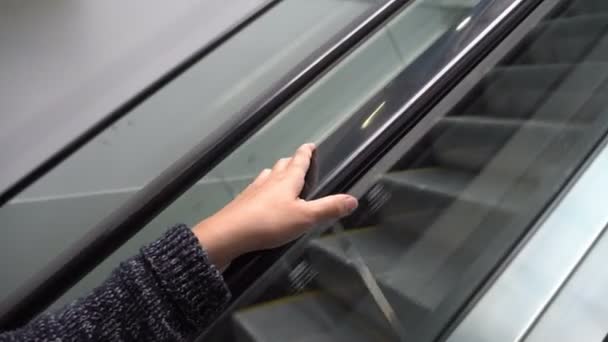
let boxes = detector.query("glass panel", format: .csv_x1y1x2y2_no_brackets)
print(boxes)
203,0,608,341
0,0,267,193
50,0,482,309
0,0,380,307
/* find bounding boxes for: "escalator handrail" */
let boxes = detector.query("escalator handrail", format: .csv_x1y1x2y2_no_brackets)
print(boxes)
203,0,549,338
0,0,416,331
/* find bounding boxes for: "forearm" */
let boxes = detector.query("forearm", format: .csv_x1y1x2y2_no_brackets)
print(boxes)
0,143,356,341
0,224,231,341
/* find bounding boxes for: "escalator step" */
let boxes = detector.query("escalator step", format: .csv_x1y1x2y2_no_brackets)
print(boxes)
529,62,608,122
466,63,608,120
306,228,432,334
379,168,529,215
518,14,608,64
573,74,608,123
375,168,474,227
232,293,386,342
564,0,608,17
431,116,585,174
304,162,538,329
382,168,472,202
309,228,412,277
379,168,484,212
379,209,439,239
308,165,531,317
467,64,570,119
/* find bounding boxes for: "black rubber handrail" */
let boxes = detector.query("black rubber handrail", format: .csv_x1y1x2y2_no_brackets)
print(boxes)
0,0,414,330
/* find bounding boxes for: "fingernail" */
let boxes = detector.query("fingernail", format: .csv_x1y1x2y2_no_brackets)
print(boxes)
345,196,358,213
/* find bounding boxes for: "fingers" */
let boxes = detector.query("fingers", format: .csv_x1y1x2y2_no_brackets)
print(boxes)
250,168,272,187
305,194,358,222
273,158,291,173
287,143,314,177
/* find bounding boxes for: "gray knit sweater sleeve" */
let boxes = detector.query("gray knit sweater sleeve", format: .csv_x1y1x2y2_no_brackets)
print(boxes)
0,224,231,341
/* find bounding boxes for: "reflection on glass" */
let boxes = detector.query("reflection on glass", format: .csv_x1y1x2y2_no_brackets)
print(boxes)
455,16,472,31
204,0,608,341
361,101,386,129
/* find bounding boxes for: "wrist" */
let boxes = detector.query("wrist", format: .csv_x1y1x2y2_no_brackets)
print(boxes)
192,214,248,270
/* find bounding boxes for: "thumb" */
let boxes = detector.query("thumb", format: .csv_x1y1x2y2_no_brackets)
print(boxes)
305,194,358,222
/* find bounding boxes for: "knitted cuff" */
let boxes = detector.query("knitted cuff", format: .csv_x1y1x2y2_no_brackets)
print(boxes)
141,224,231,328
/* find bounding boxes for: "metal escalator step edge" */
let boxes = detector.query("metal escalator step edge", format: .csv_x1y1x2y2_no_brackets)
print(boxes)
307,229,432,334
438,115,587,130
535,13,608,34
484,63,572,89
469,62,608,120
431,116,586,173
520,14,608,64
381,168,472,201
232,292,387,342
380,167,530,215
565,0,608,17
308,227,411,277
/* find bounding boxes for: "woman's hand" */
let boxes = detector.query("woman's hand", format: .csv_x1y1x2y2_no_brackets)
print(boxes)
193,143,358,269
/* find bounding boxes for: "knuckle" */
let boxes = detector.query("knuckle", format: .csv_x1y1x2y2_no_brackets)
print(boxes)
323,200,343,219
274,158,288,168
299,210,317,227
303,204,321,222
297,146,309,156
